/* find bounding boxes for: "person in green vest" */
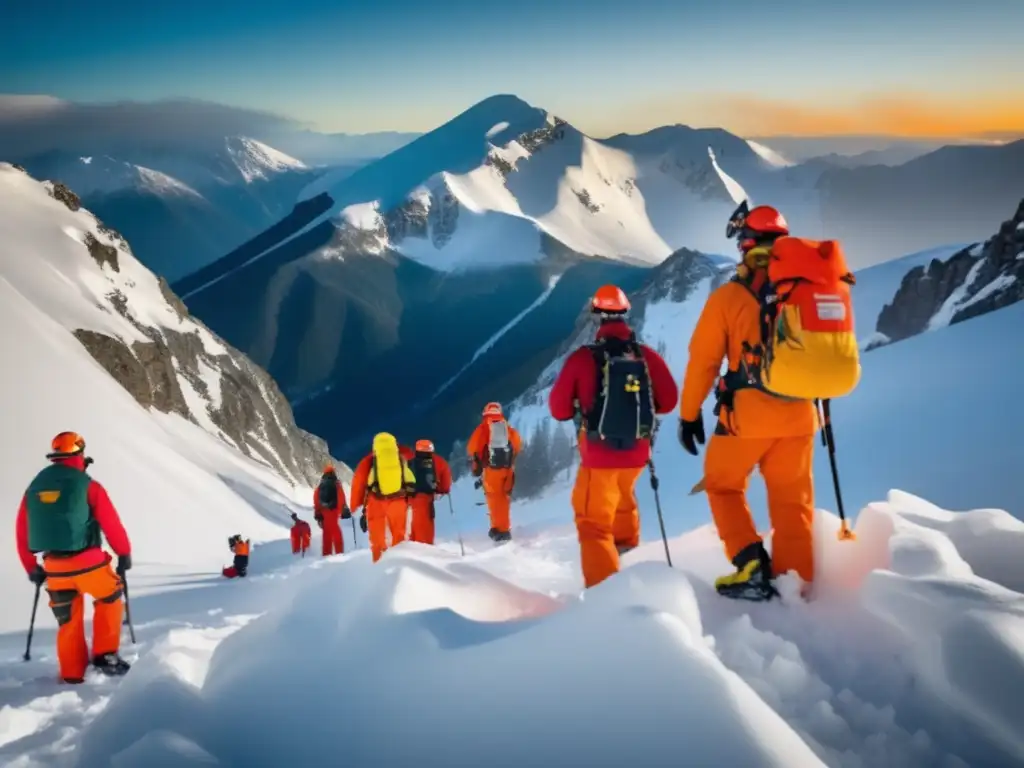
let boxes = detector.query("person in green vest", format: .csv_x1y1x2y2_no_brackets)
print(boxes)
15,431,133,684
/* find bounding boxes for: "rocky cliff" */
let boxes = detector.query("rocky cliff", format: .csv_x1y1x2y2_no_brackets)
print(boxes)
37,174,343,486
876,198,1024,345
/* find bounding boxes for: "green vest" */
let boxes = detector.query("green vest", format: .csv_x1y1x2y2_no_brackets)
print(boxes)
25,464,100,554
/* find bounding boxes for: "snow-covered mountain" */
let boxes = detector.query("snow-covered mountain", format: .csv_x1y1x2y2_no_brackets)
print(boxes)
1,277,1022,766
14,138,330,281
0,163,344,623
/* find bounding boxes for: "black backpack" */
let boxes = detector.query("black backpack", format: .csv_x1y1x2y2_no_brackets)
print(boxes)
318,475,339,509
411,453,438,494
584,335,655,450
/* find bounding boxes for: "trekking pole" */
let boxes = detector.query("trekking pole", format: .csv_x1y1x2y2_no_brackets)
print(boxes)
350,515,358,550
121,573,137,644
819,399,855,541
446,495,466,557
23,582,41,662
647,458,673,568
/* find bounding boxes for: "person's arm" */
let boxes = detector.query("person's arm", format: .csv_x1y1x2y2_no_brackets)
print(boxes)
642,346,680,415
88,481,131,555
549,349,584,421
435,456,453,494
680,289,728,422
349,458,370,512
14,495,38,575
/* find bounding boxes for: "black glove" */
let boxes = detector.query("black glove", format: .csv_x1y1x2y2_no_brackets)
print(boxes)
315,514,323,528
341,507,352,520
678,415,706,456
471,457,483,478
359,515,368,533
117,554,132,575
28,564,46,586
473,479,483,490
429,502,436,521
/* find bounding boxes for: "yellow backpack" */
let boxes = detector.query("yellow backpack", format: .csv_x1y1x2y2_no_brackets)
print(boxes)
367,432,416,498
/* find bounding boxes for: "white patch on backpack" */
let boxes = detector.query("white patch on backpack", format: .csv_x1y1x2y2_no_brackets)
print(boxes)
814,293,846,321
489,420,510,450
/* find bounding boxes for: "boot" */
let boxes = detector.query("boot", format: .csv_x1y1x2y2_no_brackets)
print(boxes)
92,653,131,677
714,542,778,601
488,527,500,541
494,530,512,543
616,543,636,556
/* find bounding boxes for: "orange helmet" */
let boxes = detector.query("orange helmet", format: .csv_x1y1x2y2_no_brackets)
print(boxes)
323,463,335,475
415,439,434,453
726,201,789,253
482,402,503,418
47,431,86,460
591,284,630,314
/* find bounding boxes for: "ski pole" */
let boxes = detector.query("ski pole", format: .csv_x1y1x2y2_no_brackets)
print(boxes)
23,582,41,662
446,495,465,557
647,458,673,568
820,399,855,541
121,572,136,644
350,515,358,550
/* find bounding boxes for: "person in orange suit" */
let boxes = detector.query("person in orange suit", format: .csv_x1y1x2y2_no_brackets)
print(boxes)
408,439,452,545
222,535,250,577
289,513,312,556
349,433,416,562
549,286,678,588
14,431,132,683
467,403,522,543
313,465,350,557
678,203,817,601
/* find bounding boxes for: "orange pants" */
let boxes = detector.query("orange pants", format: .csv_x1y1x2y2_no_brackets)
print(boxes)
366,498,409,562
482,467,514,533
322,520,344,556
704,433,815,584
409,495,436,545
291,530,311,554
571,466,644,588
43,558,124,682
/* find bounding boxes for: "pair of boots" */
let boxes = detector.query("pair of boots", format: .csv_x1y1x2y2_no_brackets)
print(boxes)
715,542,779,601
64,653,131,684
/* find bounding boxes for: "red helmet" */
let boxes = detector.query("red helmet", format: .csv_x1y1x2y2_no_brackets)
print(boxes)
415,439,434,453
591,284,630,314
483,402,503,418
47,431,86,460
726,201,788,253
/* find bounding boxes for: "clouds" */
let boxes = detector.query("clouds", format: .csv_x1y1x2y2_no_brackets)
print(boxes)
0,96,299,160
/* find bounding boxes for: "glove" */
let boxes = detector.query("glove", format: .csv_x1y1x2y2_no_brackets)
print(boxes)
116,554,132,575
678,415,706,456
359,515,368,533
315,514,323,528
473,479,483,490
341,507,352,520
28,564,46,586
429,502,436,521
471,457,483,478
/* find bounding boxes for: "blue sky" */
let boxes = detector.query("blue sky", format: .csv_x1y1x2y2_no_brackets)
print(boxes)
3,0,1022,137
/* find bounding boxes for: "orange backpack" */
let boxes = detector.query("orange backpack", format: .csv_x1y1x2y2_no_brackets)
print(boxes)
756,237,861,400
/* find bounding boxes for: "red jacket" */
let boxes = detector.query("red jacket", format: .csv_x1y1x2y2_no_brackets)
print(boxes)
15,455,131,575
291,519,312,538
549,320,678,468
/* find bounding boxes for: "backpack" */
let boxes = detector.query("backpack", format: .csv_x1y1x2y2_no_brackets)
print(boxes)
584,335,655,449
411,453,438,494
25,464,100,554
486,419,514,469
368,433,416,498
751,237,861,400
317,475,339,509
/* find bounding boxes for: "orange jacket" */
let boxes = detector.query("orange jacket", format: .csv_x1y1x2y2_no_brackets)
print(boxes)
232,539,251,556
348,445,416,510
467,419,522,470
680,275,817,438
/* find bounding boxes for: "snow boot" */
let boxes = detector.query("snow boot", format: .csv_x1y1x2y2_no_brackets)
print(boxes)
715,542,778,602
494,530,512,544
488,527,500,541
616,543,636,556
92,653,131,677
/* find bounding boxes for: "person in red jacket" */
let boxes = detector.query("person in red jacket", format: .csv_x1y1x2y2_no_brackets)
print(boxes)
15,431,132,683
313,465,350,557
408,439,453,545
549,286,679,588
289,513,312,556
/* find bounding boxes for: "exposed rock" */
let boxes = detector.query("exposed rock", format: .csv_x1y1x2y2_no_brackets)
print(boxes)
518,118,568,153
11,163,27,173
84,231,120,272
485,153,514,178
574,188,600,213
384,197,429,243
45,181,81,212
429,185,459,248
876,198,1024,343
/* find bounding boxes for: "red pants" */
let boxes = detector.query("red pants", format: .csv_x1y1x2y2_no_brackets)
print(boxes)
322,520,344,556
291,530,311,555
409,495,436,544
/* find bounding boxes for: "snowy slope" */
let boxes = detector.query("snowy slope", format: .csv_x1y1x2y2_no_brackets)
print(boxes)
0,164,340,633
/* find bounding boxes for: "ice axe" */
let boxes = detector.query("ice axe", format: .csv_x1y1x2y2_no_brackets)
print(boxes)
819,399,856,541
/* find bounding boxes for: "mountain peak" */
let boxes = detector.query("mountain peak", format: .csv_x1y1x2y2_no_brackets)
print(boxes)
224,136,307,182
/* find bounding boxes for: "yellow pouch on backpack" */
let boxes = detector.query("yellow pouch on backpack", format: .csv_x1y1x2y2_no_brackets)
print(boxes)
368,432,415,497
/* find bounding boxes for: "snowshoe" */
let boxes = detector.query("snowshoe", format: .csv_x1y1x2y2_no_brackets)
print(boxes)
92,653,131,677
715,542,779,602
